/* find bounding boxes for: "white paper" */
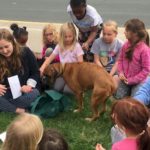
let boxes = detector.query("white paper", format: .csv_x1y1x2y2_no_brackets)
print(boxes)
0,131,6,142
8,75,22,99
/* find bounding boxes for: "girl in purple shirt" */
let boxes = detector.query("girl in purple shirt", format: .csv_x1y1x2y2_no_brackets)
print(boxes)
115,18,150,99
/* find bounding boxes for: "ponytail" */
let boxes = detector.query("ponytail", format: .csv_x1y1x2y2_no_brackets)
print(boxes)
145,31,149,46
125,41,139,61
137,120,150,150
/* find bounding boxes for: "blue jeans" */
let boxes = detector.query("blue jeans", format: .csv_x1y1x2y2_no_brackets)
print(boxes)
0,89,40,112
133,76,150,105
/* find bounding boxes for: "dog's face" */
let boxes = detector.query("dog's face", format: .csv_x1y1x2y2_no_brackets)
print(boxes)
43,63,62,84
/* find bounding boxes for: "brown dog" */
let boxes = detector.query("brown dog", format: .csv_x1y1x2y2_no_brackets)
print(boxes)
43,62,116,121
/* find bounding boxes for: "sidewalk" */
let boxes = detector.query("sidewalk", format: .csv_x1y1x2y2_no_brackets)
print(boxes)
0,20,150,53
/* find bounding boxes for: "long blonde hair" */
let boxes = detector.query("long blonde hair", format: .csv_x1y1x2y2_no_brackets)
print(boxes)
42,24,58,46
58,22,77,51
2,113,43,150
0,28,22,81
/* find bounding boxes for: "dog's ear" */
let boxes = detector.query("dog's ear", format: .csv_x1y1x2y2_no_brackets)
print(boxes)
51,63,65,76
43,65,53,77
43,64,57,84
44,63,65,80
53,63,61,74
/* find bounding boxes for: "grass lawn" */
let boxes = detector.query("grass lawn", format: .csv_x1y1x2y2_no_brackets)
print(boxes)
0,92,113,150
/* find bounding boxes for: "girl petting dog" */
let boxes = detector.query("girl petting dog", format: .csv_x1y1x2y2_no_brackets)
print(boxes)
40,22,84,93
96,97,150,150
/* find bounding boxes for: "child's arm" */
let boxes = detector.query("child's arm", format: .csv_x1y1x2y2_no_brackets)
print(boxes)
94,54,103,67
82,26,99,51
110,62,118,76
77,55,84,62
40,53,56,75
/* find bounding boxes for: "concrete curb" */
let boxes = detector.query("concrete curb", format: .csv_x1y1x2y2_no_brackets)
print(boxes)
0,20,150,53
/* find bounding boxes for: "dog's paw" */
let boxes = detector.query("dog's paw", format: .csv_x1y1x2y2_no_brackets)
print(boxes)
85,116,98,122
73,109,80,113
85,117,93,122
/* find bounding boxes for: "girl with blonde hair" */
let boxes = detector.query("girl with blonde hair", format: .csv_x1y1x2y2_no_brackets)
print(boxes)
39,24,59,90
40,22,84,93
2,113,43,150
91,20,123,75
41,24,58,58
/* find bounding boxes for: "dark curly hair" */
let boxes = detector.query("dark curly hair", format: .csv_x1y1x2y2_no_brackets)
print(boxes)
10,23,28,40
70,0,86,7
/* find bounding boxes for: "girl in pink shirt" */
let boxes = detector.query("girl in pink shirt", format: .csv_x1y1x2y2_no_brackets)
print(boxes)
40,22,84,93
115,18,150,99
96,97,150,150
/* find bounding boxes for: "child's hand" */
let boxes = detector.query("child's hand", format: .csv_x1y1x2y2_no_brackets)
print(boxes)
82,42,89,51
119,73,126,81
21,85,33,93
119,73,128,84
0,84,7,96
95,143,106,150
124,78,128,84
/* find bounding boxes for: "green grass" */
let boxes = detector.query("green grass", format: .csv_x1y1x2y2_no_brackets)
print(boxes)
0,92,113,150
